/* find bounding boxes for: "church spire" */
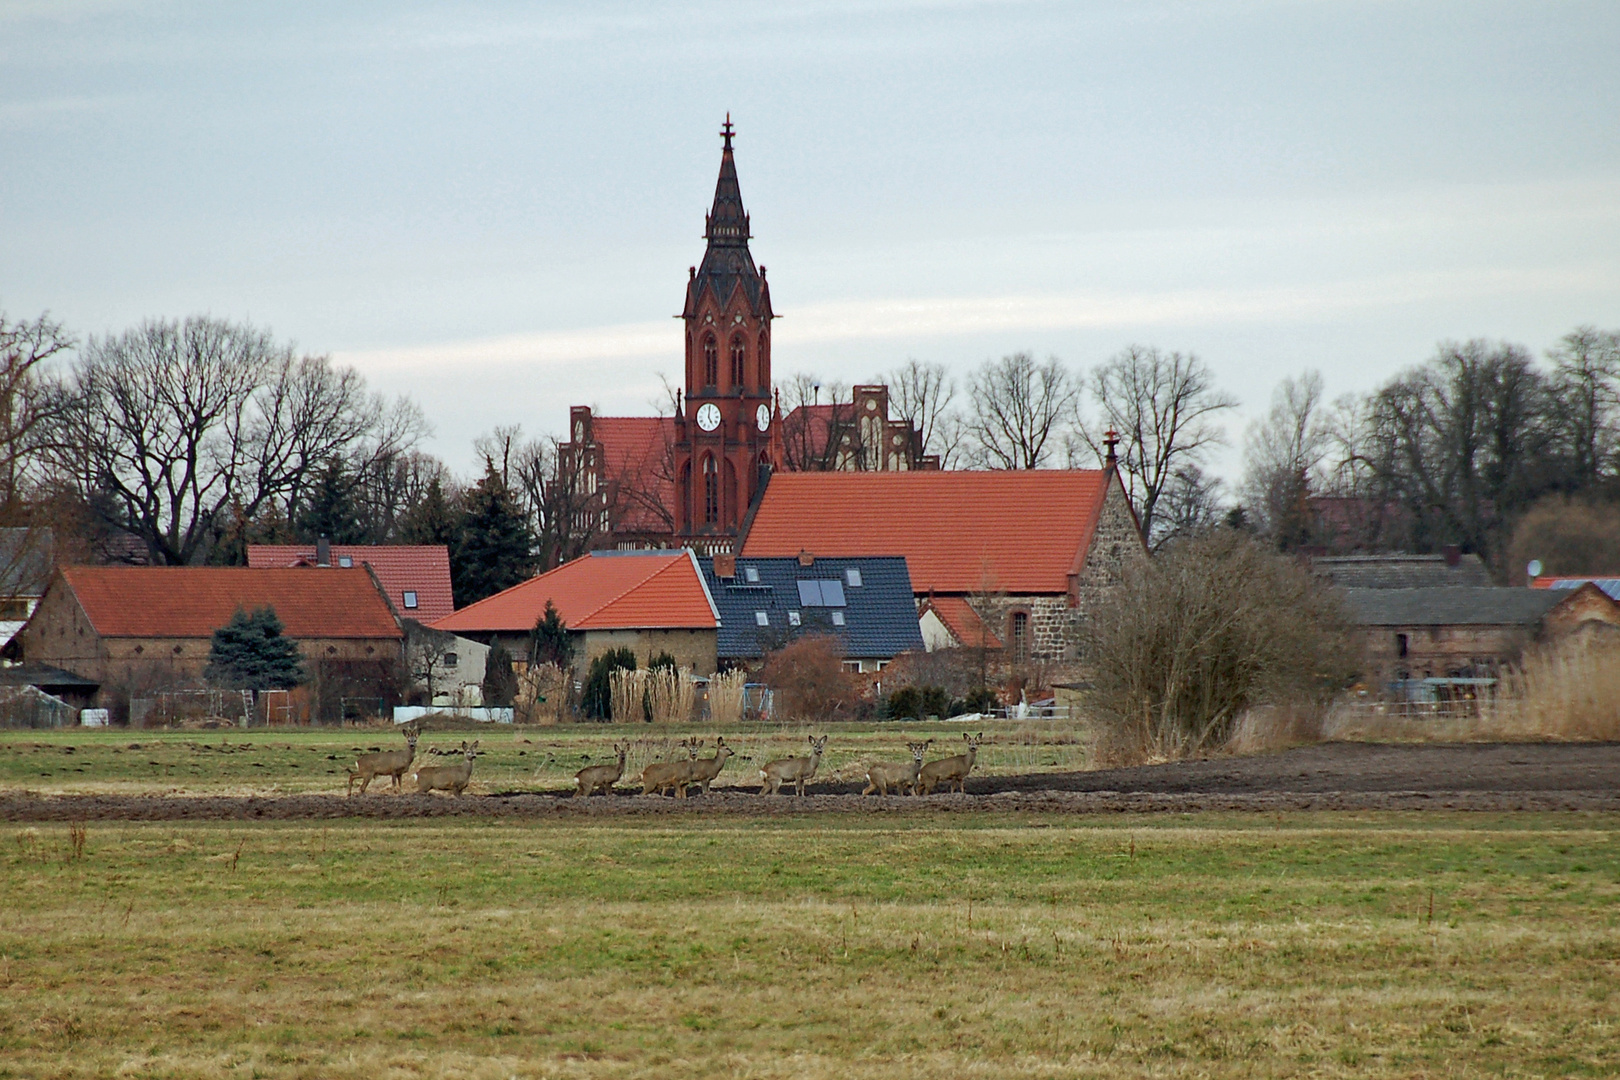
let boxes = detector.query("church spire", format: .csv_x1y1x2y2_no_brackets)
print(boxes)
686,114,770,319
704,112,750,247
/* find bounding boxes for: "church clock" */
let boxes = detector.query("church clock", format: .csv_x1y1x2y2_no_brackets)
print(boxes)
696,402,722,432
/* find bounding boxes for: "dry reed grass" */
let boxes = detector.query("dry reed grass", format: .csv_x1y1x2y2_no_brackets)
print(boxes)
708,669,747,726
609,667,647,724
645,666,696,725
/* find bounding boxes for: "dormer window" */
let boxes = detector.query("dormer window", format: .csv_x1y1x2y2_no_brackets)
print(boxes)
403,590,419,609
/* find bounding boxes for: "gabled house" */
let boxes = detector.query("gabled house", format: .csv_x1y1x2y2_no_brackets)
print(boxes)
704,554,924,673
737,464,1146,665
247,540,454,622
21,566,404,720
431,550,720,676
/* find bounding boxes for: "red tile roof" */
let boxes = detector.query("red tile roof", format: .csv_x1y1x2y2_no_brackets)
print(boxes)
247,544,454,621
921,596,1003,649
58,566,402,639
591,417,677,536
430,551,718,635
740,470,1117,595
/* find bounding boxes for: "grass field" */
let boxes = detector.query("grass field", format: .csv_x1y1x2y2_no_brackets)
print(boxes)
0,722,1087,796
1,812,1616,1078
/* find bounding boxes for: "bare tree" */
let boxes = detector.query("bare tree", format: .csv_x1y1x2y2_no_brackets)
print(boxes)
49,316,421,565
1240,371,1331,548
0,310,73,517
1077,345,1237,545
1546,326,1620,486
883,358,963,466
1154,464,1225,546
777,373,858,471
964,352,1079,469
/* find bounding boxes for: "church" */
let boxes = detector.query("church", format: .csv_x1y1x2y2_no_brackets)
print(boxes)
560,118,933,555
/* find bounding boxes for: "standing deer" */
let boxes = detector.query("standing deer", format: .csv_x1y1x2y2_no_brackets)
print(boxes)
574,741,627,798
917,732,982,795
639,738,701,797
676,736,734,798
759,735,828,795
862,739,932,796
345,725,419,795
410,740,480,796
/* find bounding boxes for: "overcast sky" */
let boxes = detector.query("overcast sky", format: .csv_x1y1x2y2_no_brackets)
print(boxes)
4,1,1617,478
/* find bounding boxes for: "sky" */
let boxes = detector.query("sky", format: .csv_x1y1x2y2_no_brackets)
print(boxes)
3,0,1618,479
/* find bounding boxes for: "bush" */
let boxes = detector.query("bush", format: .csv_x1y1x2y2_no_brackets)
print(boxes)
1084,530,1355,762
758,636,854,722
482,639,517,707
885,684,953,721
582,648,637,720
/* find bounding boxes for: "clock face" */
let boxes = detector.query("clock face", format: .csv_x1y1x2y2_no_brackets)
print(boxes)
696,402,722,432
755,403,771,432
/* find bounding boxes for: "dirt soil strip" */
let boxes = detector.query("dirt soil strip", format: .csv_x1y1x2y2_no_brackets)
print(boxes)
4,744,1615,821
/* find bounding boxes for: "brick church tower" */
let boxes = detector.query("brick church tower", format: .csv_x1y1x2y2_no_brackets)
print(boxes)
673,116,776,551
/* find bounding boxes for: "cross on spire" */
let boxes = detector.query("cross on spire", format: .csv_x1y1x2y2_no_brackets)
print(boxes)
720,112,734,148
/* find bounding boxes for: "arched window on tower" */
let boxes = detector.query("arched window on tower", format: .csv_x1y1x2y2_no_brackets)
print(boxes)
702,334,718,387
757,329,768,383
703,455,719,525
730,334,746,388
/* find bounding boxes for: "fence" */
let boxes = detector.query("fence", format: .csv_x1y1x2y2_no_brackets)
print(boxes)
129,688,252,728
0,685,77,729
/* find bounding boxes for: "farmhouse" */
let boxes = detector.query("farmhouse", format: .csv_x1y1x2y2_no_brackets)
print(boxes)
1345,582,1620,686
431,550,720,676
247,540,455,622
737,462,1145,666
703,554,924,673
20,566,404,720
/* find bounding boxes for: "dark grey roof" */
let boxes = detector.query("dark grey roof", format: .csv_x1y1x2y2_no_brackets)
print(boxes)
1314,553,1490,589
703,556,923,660
0,663,99,690
1343,587,1566,627
0,528,52,597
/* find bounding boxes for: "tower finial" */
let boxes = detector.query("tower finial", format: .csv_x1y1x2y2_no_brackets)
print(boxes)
720,112,734,149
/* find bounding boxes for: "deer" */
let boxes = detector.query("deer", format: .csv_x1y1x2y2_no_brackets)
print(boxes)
675,736,734,798
759,735,828,795
862,739,932,796
916,732,982,795
639,738,701,797
345,725,419,795
409,740,480,796
574,741,628,798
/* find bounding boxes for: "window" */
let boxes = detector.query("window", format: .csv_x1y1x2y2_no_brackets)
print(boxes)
703,456,719,524
830,611,845,627
845,568,862,587
0,599,28,619
1011,611,1029,662
403,590,419,609
755,611,770,627
442,653,457,667
702,334,718,385
797,579,846,607
788,611,801,626
337,555,353,567
730,334,746,386
744,566,760,583
842,660,861,673
1396,633,1409,658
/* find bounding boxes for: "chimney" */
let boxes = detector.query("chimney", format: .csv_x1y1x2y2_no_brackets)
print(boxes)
714,553,736,579
316,536,331,568
797,549,814,567
1102,430,1119,473
1441,545,1461,568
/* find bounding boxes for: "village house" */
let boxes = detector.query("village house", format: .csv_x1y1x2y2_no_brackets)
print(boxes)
0,527,55,653
431,550,720,677
703,554,924,673
737,455,1146,670
1345,582,1620,688
247,539,455,621
21,566,404,721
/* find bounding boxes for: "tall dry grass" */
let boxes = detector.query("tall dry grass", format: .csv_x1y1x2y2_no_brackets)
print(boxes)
645,667,696,724
708,669,746,725
608,668,647,724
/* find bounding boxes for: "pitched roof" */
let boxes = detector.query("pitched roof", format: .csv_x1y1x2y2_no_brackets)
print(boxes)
919,595,1003,650
56,566,402,639
431,551,718,635
247,544,454,621
1533,576,1620,601
1313,553,1491,589
703,556,924,660
739,470,1116,595
1343,587,1568,627
590,416,677,536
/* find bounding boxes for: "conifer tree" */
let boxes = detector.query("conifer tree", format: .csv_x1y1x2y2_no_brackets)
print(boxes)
296,457,362,544
528,599,574,669
451,464,533,606
399,475,459,547
206,606,306,691
482,639,517,707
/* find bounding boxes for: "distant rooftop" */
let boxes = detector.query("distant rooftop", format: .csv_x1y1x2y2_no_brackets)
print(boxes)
1313,552,1491,590
1343,586,1567,627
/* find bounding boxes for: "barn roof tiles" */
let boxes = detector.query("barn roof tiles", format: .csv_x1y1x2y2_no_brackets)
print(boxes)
431,550,718,635
57,566,402,639
1313,553,1491,589
738,470,1115,595
1343,587,1569,627
247,544,454,622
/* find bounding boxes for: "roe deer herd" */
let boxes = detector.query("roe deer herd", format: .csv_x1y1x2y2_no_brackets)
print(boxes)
346,726,986,799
